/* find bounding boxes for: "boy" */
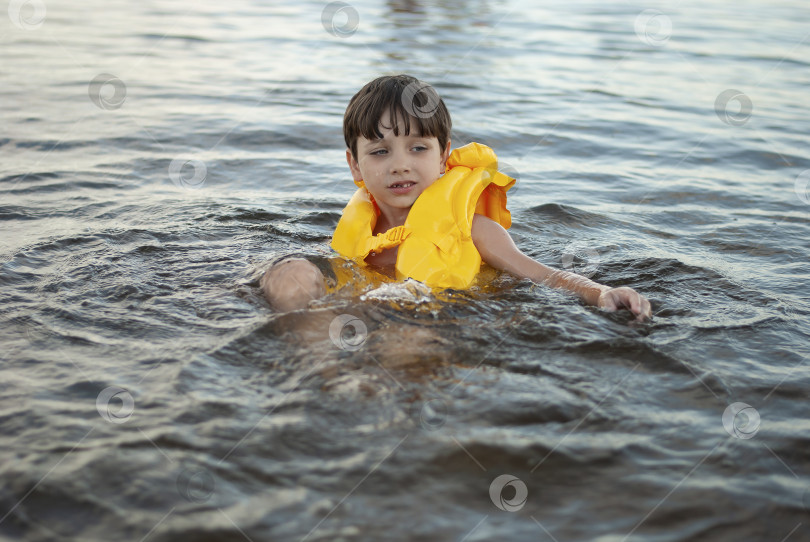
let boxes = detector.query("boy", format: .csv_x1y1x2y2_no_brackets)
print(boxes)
262,74,652,321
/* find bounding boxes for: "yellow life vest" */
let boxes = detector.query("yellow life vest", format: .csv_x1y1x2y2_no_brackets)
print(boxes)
330,142,515,289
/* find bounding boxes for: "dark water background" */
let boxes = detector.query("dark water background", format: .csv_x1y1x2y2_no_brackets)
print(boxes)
2,0,809,540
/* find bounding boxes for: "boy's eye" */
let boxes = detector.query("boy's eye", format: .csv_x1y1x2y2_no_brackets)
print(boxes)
370,148,387,155
412,145,427,152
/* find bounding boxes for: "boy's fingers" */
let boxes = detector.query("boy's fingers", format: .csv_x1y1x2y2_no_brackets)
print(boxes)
623,289,650,321
634,293,648,316
601,288,652,321
620,290,637,312
634,297,652,321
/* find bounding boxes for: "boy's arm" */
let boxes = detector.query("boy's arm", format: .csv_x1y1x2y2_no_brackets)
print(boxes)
471,215,652,321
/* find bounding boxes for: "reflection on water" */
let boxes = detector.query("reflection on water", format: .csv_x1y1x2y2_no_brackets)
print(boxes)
1,0,809,540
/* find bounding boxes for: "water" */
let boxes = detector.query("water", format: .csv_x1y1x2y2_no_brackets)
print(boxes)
2,0,809,540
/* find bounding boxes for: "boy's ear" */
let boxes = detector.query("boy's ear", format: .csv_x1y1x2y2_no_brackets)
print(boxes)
440,140,451,173
346,149,363,182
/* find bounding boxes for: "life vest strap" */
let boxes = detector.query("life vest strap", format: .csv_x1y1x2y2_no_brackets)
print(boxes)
363,225,411,255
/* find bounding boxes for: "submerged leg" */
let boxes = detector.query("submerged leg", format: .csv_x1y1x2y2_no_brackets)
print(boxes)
261,258,326,312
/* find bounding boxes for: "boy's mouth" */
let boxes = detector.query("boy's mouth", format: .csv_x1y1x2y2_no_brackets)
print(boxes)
387,181,416,195
388,181,416,189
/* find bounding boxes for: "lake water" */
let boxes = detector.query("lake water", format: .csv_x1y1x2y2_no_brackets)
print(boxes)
1,0,809,540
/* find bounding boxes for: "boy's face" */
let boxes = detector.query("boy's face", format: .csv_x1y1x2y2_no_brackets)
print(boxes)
346,113,450,221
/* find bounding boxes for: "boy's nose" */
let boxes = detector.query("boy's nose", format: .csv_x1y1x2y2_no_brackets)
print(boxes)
389,155,411,175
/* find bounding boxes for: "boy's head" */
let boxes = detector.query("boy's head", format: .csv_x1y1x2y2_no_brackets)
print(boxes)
342,76,453,219
343,74,452,162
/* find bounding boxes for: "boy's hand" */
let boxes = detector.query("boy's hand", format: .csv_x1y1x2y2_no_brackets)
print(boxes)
469,215,654,322
597,286,652,322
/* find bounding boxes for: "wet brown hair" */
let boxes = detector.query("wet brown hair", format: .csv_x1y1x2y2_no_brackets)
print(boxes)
343,74,452,160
